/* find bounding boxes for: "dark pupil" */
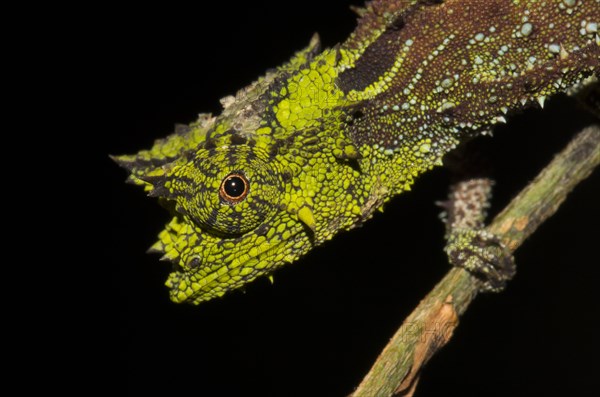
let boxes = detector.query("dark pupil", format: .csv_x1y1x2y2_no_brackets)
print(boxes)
224,177,245,197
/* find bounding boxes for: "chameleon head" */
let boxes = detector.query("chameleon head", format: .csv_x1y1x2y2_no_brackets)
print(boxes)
116,122,376,304
114,42,384,304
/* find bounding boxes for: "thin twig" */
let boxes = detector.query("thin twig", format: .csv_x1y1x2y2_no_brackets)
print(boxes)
351,125,600,397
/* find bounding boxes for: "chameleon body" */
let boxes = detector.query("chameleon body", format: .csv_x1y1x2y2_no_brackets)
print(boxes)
115,0,599,304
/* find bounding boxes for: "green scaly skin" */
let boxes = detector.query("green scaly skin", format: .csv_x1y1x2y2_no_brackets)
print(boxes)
114,0,599,304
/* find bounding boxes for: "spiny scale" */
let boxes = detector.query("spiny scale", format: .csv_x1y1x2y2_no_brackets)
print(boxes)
337,0,599,154
115,0,598,304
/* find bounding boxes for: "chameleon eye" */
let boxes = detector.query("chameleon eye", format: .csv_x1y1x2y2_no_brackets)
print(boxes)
168,146,283,235
220,173,249,203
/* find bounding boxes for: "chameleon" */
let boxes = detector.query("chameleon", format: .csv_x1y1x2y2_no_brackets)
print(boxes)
114,0,599,304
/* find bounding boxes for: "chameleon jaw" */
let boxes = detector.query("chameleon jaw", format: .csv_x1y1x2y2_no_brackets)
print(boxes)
165,227,309,304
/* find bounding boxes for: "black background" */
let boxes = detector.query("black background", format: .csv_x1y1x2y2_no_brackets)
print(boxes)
100,1,599,395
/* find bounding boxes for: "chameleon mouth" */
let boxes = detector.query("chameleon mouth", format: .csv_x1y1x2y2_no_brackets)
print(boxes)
166,232,304,304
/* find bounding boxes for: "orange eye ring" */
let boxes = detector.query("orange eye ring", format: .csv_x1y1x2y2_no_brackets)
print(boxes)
219,173,249,203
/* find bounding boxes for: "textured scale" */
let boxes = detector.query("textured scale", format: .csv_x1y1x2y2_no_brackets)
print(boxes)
115,0,599,304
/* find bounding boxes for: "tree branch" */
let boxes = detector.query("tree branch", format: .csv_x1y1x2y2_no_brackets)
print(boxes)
351,125,600,397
